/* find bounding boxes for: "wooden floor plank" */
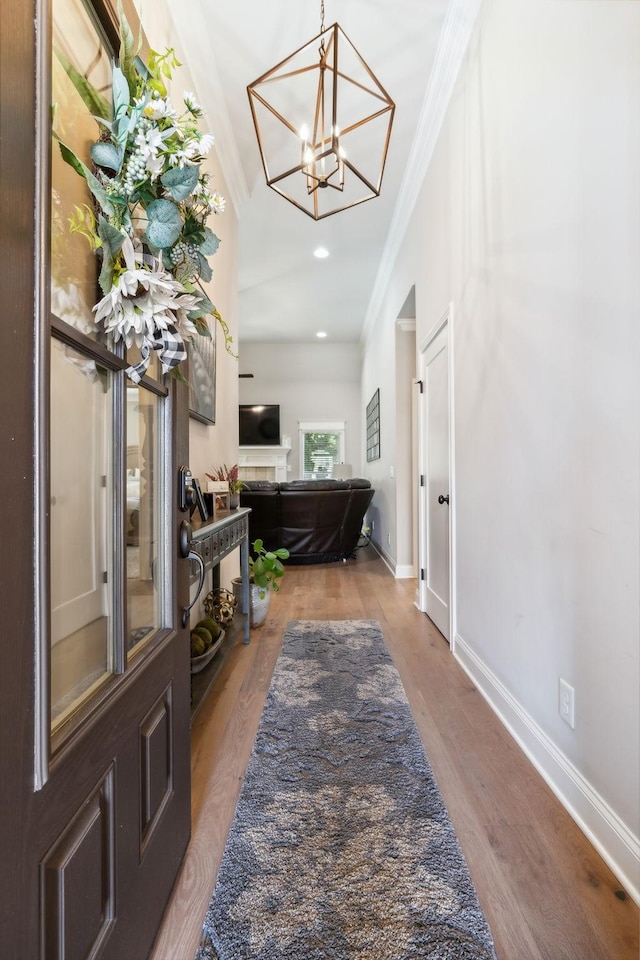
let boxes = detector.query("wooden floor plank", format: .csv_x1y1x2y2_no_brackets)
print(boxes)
151,548,638,960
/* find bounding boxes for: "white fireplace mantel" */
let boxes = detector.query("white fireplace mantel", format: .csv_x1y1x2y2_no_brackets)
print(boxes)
238,445,291,482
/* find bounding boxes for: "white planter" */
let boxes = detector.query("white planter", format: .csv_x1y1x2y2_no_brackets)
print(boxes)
232,578,271,627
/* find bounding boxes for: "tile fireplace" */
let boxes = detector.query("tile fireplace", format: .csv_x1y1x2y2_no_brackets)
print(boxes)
238,444,291,483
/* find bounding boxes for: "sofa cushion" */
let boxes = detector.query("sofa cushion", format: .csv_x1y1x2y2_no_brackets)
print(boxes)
240,481,280,548
279,486,351,556
239,478,373,563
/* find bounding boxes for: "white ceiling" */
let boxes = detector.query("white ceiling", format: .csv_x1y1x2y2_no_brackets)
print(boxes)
174,0,457,344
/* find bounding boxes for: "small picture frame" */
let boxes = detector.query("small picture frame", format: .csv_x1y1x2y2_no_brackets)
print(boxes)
192,478,208,522
207,479,230,512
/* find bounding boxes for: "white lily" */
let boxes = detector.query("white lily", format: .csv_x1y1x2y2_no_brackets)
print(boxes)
93,237,201,348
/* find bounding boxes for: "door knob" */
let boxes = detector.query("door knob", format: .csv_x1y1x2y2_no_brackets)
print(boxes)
182,550,205,627
179,520,192,558
438,494,449,505
179,519,207,626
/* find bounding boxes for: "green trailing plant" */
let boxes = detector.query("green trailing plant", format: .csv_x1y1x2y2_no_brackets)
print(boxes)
54,6,237,383
249,539,290,598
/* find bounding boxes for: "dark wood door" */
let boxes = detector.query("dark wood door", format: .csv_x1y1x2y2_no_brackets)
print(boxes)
0,0,192,956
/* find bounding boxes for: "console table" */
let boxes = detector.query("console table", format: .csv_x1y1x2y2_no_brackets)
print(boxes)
188,507,251,720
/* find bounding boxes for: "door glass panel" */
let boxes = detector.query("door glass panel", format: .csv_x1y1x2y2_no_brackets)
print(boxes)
51,0,111,340
126,386,164,655
50,339,113,728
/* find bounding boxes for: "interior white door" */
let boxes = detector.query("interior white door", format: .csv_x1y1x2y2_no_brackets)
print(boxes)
423,323,450,640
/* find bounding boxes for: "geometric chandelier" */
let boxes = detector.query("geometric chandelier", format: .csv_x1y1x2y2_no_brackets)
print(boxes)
247,1,395,220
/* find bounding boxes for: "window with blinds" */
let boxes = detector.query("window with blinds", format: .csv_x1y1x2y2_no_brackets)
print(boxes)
299,421,345,480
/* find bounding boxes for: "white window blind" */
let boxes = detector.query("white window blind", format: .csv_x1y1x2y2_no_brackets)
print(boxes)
299,421,346,480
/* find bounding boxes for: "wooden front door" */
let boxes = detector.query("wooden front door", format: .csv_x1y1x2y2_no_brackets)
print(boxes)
0,1,192,956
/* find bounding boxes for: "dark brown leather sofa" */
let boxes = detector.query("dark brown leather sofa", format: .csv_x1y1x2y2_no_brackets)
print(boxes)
239,479,374,564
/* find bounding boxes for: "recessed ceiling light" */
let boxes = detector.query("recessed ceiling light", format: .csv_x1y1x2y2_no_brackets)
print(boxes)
316,331,328,338
314,247,330,259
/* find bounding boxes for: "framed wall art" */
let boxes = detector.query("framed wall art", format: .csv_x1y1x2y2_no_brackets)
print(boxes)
189,324,216,424
366,387,380,462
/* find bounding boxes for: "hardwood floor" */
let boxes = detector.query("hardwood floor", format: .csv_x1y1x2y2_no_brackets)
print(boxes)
151,548,639,960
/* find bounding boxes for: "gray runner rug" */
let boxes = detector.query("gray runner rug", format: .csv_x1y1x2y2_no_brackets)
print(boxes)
196,620,497,960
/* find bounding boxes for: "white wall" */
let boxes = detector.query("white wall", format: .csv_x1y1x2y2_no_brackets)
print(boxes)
361,225,421,568
239,342,362,480
363,0,640,898
137,1,241,585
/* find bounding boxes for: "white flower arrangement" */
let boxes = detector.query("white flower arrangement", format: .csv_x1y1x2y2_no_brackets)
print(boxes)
56,11,234,382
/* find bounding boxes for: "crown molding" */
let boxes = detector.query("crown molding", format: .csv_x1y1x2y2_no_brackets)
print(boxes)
170,0,250,218
397,319,416,332
361,0,482,345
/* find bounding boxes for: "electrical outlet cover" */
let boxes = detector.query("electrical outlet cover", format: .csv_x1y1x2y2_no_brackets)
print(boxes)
559,678,575,729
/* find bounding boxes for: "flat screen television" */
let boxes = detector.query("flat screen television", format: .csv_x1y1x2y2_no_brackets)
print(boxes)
239,404,281,446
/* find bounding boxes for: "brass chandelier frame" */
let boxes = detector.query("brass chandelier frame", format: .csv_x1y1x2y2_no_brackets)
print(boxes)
247,15,395,220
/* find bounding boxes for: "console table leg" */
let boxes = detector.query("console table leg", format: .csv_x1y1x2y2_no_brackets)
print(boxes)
240,535,251,644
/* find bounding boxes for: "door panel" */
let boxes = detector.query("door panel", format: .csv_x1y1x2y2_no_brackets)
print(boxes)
140,685,175,853
423,323,451,640
0,0,192,955
41,765,116,960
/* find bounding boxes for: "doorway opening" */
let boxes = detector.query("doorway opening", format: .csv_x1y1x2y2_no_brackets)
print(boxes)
394,286,417,579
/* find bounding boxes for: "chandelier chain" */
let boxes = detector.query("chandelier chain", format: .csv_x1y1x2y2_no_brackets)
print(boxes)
319,0,326,58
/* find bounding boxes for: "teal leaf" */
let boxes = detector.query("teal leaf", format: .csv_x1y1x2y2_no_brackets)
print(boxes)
97,217,125,259
161,164,199,201
199,227,220,256
90,141,123,173
145,198,182,248
132,184,158,206
56,139,115,217
197,253,212,284
188,292,215,319
111,65,130,120
192,316,212,337
96,221,118,293
94,115,114,134
97,246,113,294
96,219,125,294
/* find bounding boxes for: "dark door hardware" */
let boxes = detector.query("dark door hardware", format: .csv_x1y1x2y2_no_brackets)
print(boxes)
180,515,205,627
178,464,196,512
438,494,450,505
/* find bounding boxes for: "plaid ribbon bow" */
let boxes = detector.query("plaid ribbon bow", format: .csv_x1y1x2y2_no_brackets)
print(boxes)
126,324,187,384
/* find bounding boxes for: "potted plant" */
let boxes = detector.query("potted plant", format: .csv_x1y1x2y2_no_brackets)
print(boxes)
206,463,246,508
233,538,290,627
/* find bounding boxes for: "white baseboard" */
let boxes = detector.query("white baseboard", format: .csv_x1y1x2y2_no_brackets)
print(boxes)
454,632,640,906
370,539,396,577
369,541,414,579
